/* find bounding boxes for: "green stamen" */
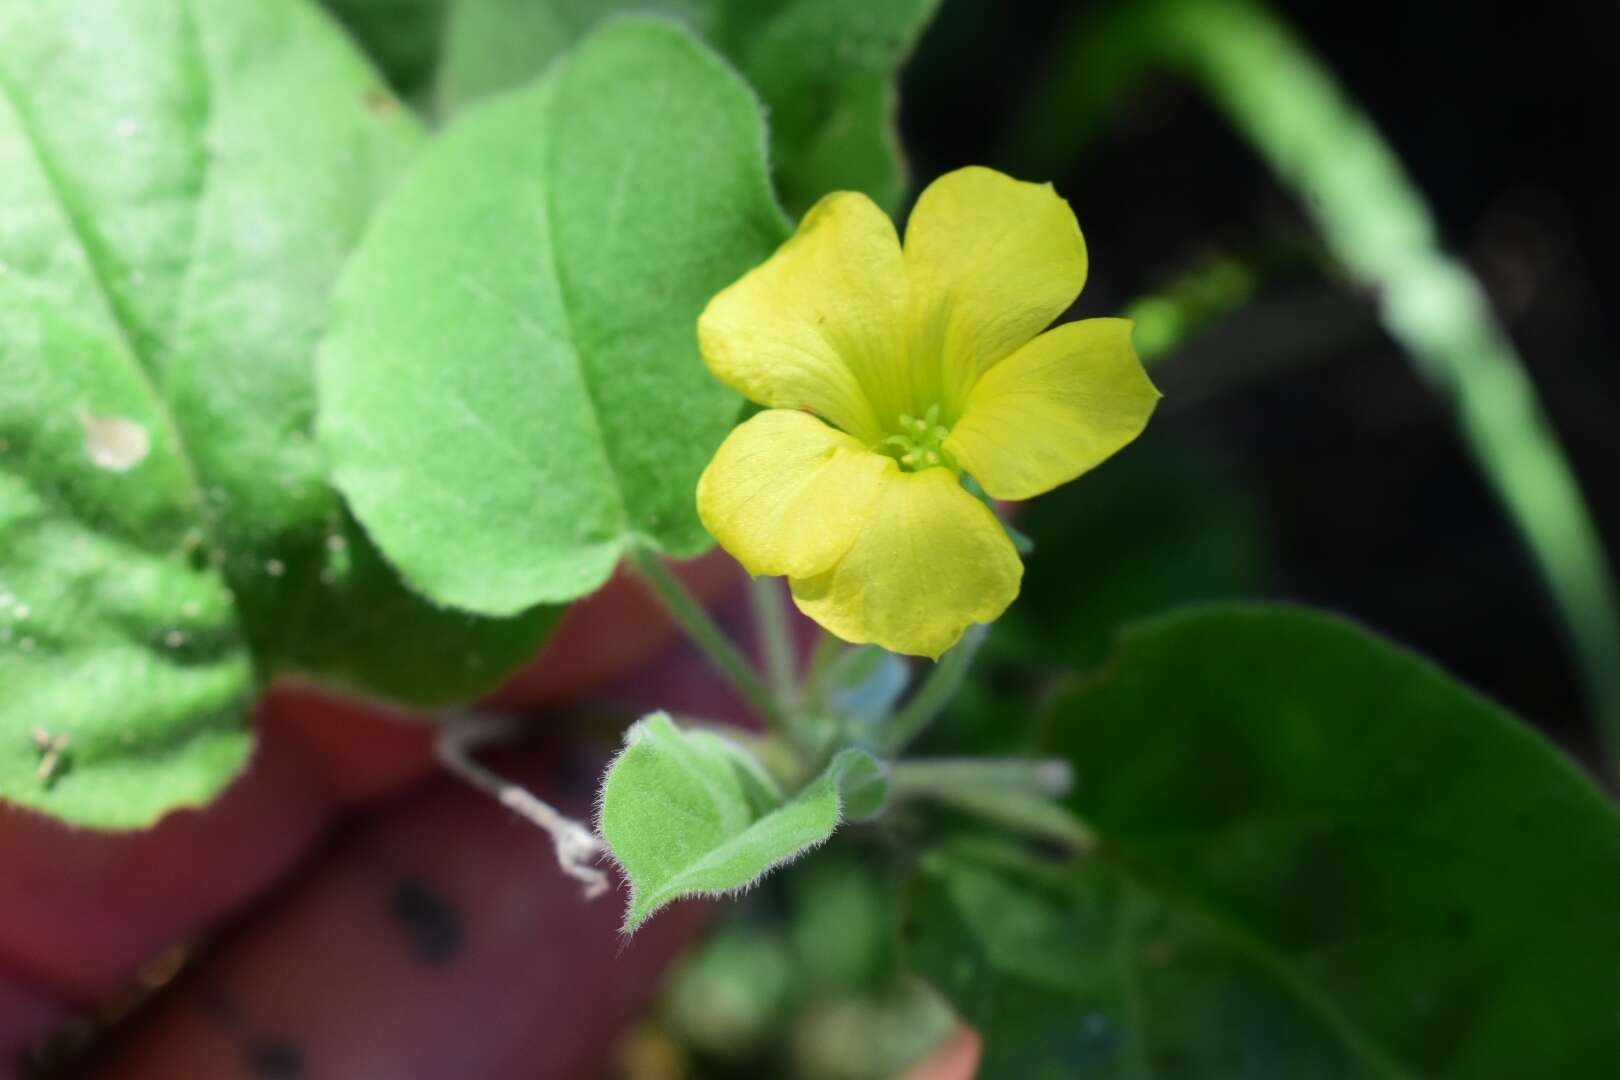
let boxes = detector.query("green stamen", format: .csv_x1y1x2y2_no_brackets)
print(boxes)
884,404,955,473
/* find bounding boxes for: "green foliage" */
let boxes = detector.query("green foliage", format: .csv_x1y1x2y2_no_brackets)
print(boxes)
599,713,885,932
659,844,955,1076
0,0,550,828
436,0,701,113
706,0,940,216
1167,0,1620,768
323,0,448,99
996,445,1268,671
1013,0,1620,772
434,0,939,215
910,605,1620,1077
911,839,1378,1079
5,6,1615,1076
319,17,789,616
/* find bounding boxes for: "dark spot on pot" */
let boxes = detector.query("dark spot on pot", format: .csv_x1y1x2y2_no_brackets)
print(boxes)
245,1037,305,1079
389,877,464,966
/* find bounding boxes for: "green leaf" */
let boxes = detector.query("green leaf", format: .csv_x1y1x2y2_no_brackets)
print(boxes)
599,713,885,932
322,0,448,99
319,17,790,616
909,840,1374,1079
434,0,939,215
999,445,1269,671
263,514,561,705
910,605,1620,1076
0,0,547,828
435,0,704,113
709,0,941,216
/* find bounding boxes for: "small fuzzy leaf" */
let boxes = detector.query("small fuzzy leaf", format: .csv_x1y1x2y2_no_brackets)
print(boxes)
600,713,884,932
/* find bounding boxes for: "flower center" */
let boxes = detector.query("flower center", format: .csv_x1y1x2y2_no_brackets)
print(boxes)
882,404,954,472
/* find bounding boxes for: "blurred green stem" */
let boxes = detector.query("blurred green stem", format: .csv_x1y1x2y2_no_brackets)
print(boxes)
628,548,785,733
1022,0,1620,776
750,574,799,702
889,757,1096,852
806,628,846,699
881,626,987,755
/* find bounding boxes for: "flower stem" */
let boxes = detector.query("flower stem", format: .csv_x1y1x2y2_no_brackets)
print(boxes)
888,756,1095,853
627,547,786,732
805,628,846,699
890,757,1074,796
880,625,987,755
750,574,799,702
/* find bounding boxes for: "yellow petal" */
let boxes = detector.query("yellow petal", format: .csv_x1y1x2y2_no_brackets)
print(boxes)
944,318,1159,501
789,468,1022,659
904,167,1088,412
698,192,909,445
698,409,895,579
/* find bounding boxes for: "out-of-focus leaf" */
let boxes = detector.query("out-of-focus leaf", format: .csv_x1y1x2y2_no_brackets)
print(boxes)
708,0,940,215
319,18,788,615
909,840,1367,1079
922,444,1266,759
1000,445,1268,670
910,605,1620,1076
600,713,885,932
435,0,939,215
435,0,701,112
323,0,447,98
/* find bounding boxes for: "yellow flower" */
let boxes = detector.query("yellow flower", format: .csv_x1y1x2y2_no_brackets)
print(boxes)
695,167,1160,658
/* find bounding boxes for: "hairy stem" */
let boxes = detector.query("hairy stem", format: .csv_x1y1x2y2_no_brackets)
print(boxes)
436,714,608,899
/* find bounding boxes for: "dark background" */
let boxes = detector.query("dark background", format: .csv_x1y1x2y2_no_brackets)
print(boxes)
901,0,1620,761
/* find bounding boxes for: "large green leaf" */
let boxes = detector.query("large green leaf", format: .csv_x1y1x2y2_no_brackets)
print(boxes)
600,713,885,932
434,0,939,215
909,841,1376,1079
910,605,1620,1077
318,17,789,615
996,445,1269,671
0,0,549,828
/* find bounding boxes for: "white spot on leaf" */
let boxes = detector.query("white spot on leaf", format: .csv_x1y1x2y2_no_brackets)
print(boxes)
79,408,151,472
